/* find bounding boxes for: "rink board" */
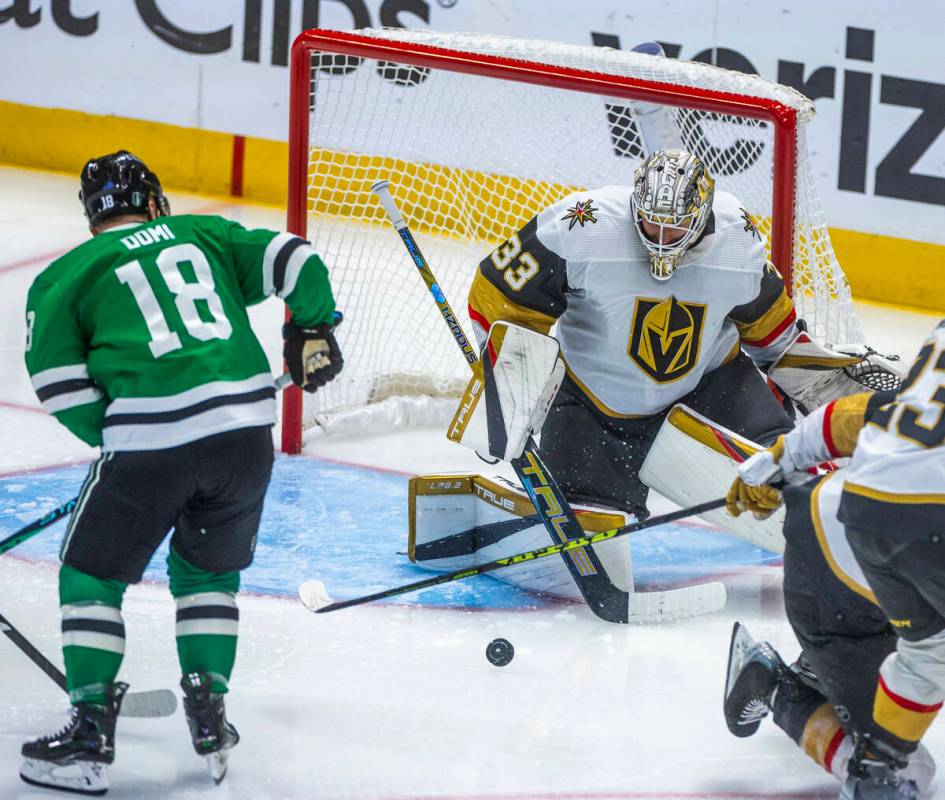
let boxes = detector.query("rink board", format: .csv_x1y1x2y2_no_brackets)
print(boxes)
0,457,780,610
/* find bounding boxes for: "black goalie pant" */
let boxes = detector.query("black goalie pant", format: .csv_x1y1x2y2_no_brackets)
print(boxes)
539,351,794,517
61,425,275,583
781,476,897,733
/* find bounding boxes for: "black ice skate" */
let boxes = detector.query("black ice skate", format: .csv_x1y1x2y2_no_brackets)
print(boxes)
19,682,128,796
841,736,919,800
723,621,790,737
181,672,240,784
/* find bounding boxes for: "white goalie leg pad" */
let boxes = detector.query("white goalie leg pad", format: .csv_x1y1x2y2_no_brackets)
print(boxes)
447,321,564,462
408,474,633,599
640,404,786,553
768,333,904,414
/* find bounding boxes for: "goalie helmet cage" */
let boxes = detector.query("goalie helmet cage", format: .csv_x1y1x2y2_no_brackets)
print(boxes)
282,28,861,454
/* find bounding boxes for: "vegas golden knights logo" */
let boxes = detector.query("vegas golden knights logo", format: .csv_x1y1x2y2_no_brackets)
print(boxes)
628,296,706,383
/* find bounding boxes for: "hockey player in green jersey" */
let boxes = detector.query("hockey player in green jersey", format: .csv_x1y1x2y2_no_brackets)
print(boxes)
19,151,342,794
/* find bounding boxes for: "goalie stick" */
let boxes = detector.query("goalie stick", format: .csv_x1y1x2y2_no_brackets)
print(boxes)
300,497,727,622
0,610,177,718
372,180,725,624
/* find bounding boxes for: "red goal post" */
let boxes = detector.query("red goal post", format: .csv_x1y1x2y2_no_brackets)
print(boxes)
282,28,860,454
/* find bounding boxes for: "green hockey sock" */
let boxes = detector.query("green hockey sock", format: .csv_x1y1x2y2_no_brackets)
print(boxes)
58,564,128,705
167,547,240,694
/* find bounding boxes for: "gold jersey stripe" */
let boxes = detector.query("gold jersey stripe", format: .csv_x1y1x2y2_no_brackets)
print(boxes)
564,363,646,419
825,392,873,457
735,289,794,345
843,482,945,505
468,271,556,335
810,473,879,605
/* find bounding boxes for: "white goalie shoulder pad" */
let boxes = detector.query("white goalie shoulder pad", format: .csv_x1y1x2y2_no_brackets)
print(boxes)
447,321,565,462
767,333,904,414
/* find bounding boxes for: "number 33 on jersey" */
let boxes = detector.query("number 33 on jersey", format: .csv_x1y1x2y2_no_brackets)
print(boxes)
25,215,335,450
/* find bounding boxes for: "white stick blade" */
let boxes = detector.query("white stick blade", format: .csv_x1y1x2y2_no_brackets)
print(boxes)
298,580,334,612
626,581,726,624
120,688,178,718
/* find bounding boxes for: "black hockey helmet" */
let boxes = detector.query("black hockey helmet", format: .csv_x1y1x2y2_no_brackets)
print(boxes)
79,150,170,227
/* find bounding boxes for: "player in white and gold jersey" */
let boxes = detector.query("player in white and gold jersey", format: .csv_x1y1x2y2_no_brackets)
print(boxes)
468,149,802,519
725,320,945,799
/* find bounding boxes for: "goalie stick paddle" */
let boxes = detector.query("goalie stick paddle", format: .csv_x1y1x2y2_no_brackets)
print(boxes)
0,611,177,718
0,374,293,560
300,497,727,621
371,180,722,624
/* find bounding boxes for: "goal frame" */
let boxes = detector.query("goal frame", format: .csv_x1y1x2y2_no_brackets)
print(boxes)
282,28,800,454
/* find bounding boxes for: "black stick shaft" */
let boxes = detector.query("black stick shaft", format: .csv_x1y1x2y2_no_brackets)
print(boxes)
0,497,77,557
315,497,727,612
0,611,67,690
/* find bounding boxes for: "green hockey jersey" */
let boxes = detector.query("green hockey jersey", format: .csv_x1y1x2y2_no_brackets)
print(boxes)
25,215,335,451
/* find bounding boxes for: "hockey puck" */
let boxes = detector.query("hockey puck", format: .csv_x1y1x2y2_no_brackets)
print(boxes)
486,638,514,667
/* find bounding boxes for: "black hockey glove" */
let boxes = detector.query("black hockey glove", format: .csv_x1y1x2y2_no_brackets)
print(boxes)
282,311,344,393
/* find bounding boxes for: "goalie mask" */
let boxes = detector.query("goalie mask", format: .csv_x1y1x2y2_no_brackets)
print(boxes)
79,150,171,228
631,149,715,281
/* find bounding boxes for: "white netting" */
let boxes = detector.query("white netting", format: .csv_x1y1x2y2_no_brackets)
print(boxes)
295,29,861,434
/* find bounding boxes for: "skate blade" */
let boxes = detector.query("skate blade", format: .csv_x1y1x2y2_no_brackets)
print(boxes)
20,758,109,796
724,621,757,702
207,751,229,784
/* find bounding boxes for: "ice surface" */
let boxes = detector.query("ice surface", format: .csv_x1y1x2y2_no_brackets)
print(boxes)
0,165,942,799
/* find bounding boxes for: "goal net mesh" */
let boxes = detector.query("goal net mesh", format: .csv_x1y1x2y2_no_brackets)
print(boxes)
291,29,861,437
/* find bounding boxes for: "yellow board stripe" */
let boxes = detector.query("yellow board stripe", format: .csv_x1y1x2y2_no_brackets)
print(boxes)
3,101,945,313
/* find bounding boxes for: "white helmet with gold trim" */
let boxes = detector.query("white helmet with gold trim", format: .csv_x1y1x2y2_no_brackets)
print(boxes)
631,149,715,281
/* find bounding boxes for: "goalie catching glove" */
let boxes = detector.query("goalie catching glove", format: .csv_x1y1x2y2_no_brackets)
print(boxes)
282,310,344,393
448,321,564,462
767,332,903,415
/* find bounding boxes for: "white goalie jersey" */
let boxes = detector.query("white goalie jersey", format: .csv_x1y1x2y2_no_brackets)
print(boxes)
468,185,799,418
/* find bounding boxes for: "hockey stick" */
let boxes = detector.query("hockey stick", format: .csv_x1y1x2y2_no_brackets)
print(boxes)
0,610,177,718
0,373,293,560
371,180,724,624
0,497,77,557
300,497,727,622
